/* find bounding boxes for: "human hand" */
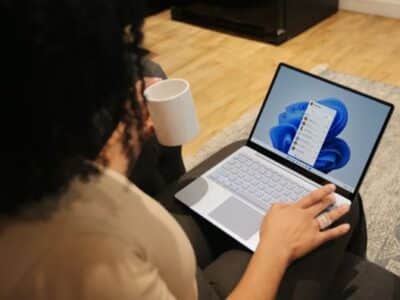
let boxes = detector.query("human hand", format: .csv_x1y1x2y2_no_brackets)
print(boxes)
135,77,162,137
135,77,162,103
258,184,351,266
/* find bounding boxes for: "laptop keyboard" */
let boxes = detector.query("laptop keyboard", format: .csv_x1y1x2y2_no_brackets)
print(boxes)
208,153,311,211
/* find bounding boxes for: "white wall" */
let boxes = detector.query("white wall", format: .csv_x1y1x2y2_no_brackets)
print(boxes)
340,0,400,19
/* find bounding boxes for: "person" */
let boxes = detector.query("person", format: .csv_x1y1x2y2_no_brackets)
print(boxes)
0,1,399,299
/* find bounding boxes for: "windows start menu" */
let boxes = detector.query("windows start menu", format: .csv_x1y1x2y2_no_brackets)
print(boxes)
288,101,336,167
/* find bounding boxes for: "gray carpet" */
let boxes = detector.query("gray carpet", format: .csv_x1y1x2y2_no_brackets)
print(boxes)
184,65,400,276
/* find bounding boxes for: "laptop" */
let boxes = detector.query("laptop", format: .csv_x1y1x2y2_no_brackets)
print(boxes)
175,63,394,251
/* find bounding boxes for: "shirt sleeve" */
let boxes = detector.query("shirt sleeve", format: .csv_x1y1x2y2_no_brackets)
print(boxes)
16,234,179,300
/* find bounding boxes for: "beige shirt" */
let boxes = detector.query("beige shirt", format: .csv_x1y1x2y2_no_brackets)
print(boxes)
0,168,197,300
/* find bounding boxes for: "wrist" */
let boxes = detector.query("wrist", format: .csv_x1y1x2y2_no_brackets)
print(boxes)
256,239,291,270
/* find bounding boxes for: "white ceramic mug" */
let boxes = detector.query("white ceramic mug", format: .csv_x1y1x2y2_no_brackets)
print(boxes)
144,79,200,146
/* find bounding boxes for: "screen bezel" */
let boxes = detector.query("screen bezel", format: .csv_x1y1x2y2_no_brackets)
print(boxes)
247,63,394,200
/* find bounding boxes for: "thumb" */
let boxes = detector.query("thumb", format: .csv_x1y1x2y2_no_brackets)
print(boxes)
144,77,162,88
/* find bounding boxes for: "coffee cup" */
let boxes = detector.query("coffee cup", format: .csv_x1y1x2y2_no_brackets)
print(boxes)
144,78,200,146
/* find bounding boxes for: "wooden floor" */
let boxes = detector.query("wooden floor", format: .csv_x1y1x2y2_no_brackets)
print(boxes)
143,10,400,158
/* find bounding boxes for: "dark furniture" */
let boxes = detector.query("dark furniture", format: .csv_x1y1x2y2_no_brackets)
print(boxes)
171,0,339,44
146,0,171,15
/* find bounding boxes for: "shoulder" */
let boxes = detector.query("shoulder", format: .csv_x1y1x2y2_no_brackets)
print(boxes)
14,234,177,300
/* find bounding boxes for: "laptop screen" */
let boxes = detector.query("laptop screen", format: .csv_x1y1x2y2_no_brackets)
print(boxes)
249,64,392,194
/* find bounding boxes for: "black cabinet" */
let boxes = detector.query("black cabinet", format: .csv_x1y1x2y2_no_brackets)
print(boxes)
171,0,338,44
146,0,171,15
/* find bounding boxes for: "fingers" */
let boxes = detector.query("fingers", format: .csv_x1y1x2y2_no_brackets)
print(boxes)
296,184,336,209
307,194,336,217
144,77,162,87
318,223,351,244
326,204,351,223
142,118,155,138
136,77,162,103
313,203,351,229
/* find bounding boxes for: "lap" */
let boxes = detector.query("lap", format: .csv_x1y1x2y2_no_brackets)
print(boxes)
177,197,363,300
202,250,250,299
201,250,400,300
330,253,400,299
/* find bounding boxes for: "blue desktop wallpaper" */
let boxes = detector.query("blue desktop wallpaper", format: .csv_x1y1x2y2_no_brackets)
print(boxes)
251,66,391,191
270,98,351,173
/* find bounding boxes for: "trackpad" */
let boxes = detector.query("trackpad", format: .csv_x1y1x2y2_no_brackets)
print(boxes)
209,197,264,240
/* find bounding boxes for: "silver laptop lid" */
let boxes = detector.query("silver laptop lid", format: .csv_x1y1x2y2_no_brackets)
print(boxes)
247,63,393,199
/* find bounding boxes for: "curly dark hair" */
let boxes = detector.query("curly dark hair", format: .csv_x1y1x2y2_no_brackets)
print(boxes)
1,0,147,215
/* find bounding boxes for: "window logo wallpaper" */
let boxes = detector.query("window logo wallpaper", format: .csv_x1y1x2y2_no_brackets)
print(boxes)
269,98,351,173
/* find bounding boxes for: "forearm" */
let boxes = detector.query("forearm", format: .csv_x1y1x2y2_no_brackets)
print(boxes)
227,242,289,300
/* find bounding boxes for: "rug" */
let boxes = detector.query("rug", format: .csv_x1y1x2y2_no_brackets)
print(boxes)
184,65,400,276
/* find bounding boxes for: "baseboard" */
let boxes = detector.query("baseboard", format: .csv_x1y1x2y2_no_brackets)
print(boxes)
340,0,400,19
